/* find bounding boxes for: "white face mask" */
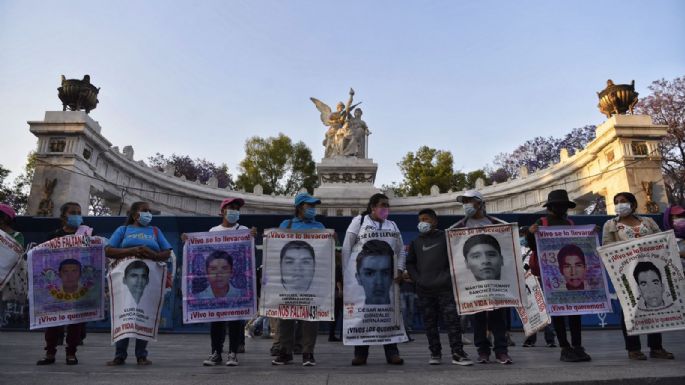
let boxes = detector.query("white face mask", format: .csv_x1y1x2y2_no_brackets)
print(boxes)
615,202,633,217
417,221,432,234
464,203,477,217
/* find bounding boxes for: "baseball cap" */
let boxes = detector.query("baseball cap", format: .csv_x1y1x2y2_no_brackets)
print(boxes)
220,198,245,211
0,203,16,220
456,190,483,203
294,192,321,206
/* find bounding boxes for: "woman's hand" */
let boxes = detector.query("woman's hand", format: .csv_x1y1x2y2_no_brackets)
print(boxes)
528,224,539,234
250,227,258,237
181,233,188,242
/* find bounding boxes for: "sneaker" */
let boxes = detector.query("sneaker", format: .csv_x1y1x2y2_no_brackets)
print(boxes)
477,352,490,364
226,352,239,366
36,355,56,365
628,350,647,360
452,350,474,366
546,342,557,348
203,352,222,366
351,356,367,366
560,347,582,362
462,336,473,345
522,341,535,347
106,357,125,366
302,353,316,366
495,352,513,364
386,355,404,365
137,357,152,365
429,354,441,365
650,349,675,359
271,354,293,365
66,355,78,365
573,346,591,362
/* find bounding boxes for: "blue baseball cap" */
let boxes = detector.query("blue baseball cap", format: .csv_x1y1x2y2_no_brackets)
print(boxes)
294,192,321,206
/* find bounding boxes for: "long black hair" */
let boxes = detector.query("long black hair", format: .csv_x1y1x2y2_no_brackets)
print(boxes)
361,193,389,217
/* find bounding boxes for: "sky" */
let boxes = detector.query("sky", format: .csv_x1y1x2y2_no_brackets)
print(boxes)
1,0,684,188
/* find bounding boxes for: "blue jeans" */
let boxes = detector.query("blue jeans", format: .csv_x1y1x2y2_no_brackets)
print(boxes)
115,338,148,359
401,292,417,331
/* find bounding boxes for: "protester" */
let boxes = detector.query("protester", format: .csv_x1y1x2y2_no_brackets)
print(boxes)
0,203,28,349
105,201,172,366
189,197,255,367
328,250,343,342
271,192,324,367
36,202,88,366
663,205,685,265
342,193,405,366
602,192,674,360
406,208,473,366
450,190,512,364
527,189,591,363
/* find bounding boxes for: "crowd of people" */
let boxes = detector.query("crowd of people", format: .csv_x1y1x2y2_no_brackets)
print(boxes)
0,187,683,368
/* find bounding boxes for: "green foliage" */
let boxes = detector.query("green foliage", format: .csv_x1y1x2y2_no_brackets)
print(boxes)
0,152,35,214
235,133,317,195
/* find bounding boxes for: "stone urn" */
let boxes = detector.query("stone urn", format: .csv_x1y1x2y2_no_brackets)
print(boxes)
58,74,100,114
597,79,638,118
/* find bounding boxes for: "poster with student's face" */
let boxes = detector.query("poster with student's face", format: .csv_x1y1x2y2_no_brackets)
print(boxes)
182,229,256,323
598,230,685,335
27,235,105,329
343,229,407,346
260,229,335,321
515,270,551,337
447,224,525,315
535,225,612,316
0,229,24,290
108,258,165,343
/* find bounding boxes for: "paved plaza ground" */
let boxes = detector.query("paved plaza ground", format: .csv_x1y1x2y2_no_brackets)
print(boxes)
1,329,684,384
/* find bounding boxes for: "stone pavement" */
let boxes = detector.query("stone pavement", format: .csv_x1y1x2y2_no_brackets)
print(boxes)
1,329,684,385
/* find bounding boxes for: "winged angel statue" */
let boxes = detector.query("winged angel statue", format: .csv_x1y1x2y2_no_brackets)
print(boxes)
311,88,370,158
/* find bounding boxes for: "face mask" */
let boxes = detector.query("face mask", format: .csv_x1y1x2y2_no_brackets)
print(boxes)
464,203,477,217
519,236,528,247
226,210,240,224
66,215,83,228
303,207,317,219
615,203,633,217
417,221,432,234
374,207,389,220
138,212,153,226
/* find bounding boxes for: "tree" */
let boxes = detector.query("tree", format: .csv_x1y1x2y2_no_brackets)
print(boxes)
0,153,35,214
635,76,685,205
148,153,234,189
492,125,596,179
397,146,456,196
235,134,317,195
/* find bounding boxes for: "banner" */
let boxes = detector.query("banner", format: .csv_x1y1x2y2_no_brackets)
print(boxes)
27,235,105,329
515,270,551,337
182,229,256,323
446,224,525,315
108,258,166,343
260,229,335,321
535,225,612,316
0,229,24,290
343,229,407,345
597,230,685,335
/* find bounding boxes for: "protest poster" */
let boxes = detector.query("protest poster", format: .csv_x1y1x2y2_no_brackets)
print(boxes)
27,235,105,329
0,229,24,290
260,229,335,321
182,229,256,323
515,270,551,337
343,228,407,346
535,225,612,316
597,230,685,335
446,223,525,315
108,258,166,343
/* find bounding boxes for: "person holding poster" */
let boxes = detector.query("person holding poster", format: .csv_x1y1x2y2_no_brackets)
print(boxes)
1,203,25,296
36,202,88,366
342,193,406,366
602,192,674,360
526,189,592,363
105,201,172,366
663,205,685,262
449,190,513,364
406,208,473,366
271,192,325,367
186,197,255,367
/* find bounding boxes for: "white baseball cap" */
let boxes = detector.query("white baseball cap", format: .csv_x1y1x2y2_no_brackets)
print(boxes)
456,190,483,203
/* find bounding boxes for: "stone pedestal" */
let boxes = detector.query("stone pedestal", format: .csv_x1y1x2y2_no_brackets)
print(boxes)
313,157,380,215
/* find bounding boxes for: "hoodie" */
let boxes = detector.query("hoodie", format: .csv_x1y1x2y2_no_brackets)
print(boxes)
406,229,453,295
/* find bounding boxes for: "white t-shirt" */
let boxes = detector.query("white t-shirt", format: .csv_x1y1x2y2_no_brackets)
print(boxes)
343,214,406,271
209,223,247,232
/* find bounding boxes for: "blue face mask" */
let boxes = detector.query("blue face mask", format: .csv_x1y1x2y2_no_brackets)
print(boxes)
303,207,317,220
226,210,240,224
138,212,153,226
66,215,83,228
